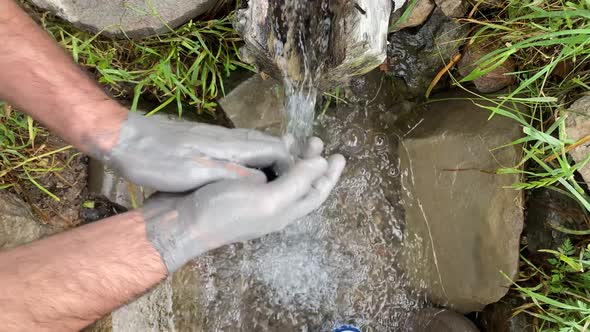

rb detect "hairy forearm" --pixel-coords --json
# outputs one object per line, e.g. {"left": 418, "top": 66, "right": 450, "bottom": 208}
{"left": 0, "top": 0, "right": 126, "bottom": 155}
{"left": 0, "top": 211, "right": 167, "bottom": 331}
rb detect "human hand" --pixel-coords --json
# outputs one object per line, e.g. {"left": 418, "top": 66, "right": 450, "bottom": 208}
{"left": 141, "top": 139, "right": 345, "bottom": 273}
{"left": 98, "top": 112, "right": 293, "bottom": 192}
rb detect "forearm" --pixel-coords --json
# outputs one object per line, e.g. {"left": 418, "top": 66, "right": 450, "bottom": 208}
{"left": 0, "top": 0, "right": 126, "bottom": 155}
{"left": 0, "top": 211, "right": 167, "bottom": 331}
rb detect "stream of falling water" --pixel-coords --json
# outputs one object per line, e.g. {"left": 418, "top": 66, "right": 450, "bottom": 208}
{"left": 272, "top": 0, "right": 331, "bottom": 148}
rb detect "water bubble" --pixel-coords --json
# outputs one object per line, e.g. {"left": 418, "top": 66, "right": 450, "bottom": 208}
{"left": 368, "top": 172, "right": 383, "bottom": 187}
{"left": 373, "top": 132, "right": 388, "bottom": 151}
{"left": 342, "top": 127, "right": 366, "bottom": 154}
{"left": 389, "top": 166, "right": 401, "bottom": 178}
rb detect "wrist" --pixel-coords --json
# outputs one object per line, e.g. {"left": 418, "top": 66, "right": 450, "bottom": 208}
{"left": 75, "top": 99, "right": 128, "bottom": 158}
{"left": 140, "top": 200, "right": 183, "bottom": 274}
{"left": 140, "top": 195, "right": 211, "bottom": 274}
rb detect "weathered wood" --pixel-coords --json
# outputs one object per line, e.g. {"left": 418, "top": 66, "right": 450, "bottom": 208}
{"left": 235, "top": 0, "right": 391, "bottom": 88}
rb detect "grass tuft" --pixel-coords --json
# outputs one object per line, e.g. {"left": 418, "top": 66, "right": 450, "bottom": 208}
{"left": 37, "top": 7, "right": 252, "bottom": 116}
{"left": 461, "top": 0, "right": 590, "bottom": 211}
{"left": 0, "top": 102, "right": 73, "bottom": 200}
{"left": 461, "top": 1, "right": 590, "bottom": 329}
{"left": 508, "top": 239, "right": 590, "bottom": 331}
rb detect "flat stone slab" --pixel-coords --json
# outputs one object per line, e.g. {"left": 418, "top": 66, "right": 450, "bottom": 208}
{"left": 29, "top": 0, "right": 219, "bottom": 38}
{"left": 400, "top": 94, "right": 524, "bottom": 312}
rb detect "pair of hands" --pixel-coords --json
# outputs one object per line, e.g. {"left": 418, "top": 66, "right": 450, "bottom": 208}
{"left": 99, "top": 112, "right": 345, "bottom": 273}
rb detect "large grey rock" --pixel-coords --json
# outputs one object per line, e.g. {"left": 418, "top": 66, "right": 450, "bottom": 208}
{"left": 235, "top": 0, "right": 391, "bottom": 88}
{"left": 29, "top": 0, "right": 220, "bottom": 38}
{"left": 566, "top": 96, "right": 590, "bottom": 186}
{"left": 386, "top": 8, "right": 469, "bottom": 96}
{"left": 0, "top": 192, "right": 52, "bottom": 250}
{"left": 400, "top": 93, "right": 524, "bottom": 313}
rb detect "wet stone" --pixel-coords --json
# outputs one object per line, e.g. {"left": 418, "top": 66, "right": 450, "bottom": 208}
{"left": 386, "top": 8, "right": 469, "bottom": 96}
{"left": 29, "top": 0, "right": 221, "bottom": 38}
{"left": 458, "top": 46, "right": 516, "bottom": 93}
{"left": 163, "top": 74, "right": 426, "bottom": 331}
{"left": 524, "top": 187, "right": 588, "bottom": 253}
{"left": 474, "top": 296, "right": 535, "bottom": 332}
{"left": 218, "top": 75, "right": 283, "bottom": 134}
{"left": 389, "top": 0, "right": 436, "bottom": 32}
{"left": 399, "top": 92, "right": 524, "bottom": 313}
{"left": 87, "top": 159, "right": 150, "bottom": 210}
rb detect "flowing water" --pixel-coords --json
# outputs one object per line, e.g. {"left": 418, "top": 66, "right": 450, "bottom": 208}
{"left": 105, "top": 2, "right": 434, "bottom": 331}
{"left": 106, "top": 72, "right": 430, "bottom": 332}
{"left": 270, "top": 0, "right": 331, "bottom": 147}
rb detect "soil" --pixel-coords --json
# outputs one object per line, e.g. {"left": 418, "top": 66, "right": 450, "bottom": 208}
{"left": 10, "top": 133, "right": 89, "bottom": 229}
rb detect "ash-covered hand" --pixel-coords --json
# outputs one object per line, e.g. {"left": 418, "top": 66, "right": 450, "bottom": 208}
{"left": 98, "top": 112, "right": 294, "bottom": 192}
{"left": 140, "top": 138, "right": 346, "bottom": 273}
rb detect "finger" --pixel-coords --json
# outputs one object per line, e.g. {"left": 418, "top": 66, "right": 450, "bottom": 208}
{"left": 215, "top": 162, "right": 268, "bottom": 183}
{"left": 302, "top": 137, "right": 324, "bottom": 159}
{"left": 243, "top": 128, "right": 282, "bottom": 143}
{"left": 200, "top": 126, "right": 279, "bottom": 144}
{"left": 266, "top": 157, "right": 329, "bottom": 208}
{"left": 191, "top": 158, "right": 267, "bottom": 184}
{"left": 286, "top": 154, "right": 346, "bottom": 221}
{"left": 272, "top": 134, "right": 296, "bottom": 175}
